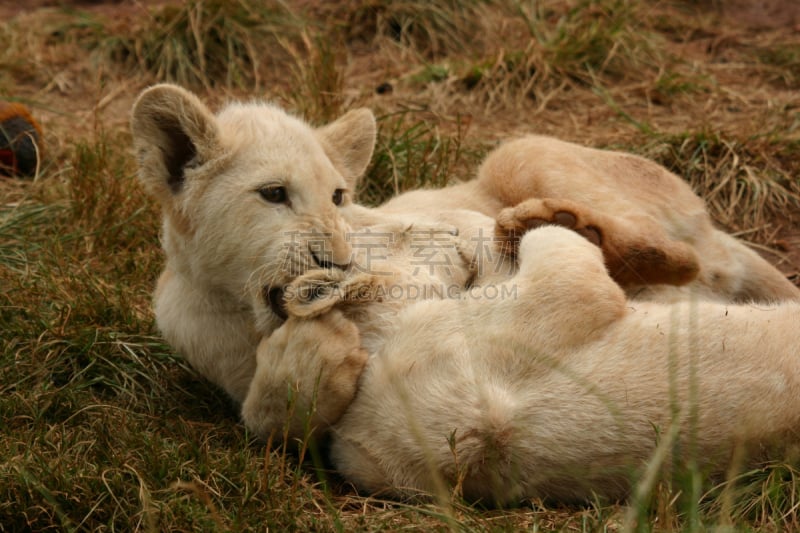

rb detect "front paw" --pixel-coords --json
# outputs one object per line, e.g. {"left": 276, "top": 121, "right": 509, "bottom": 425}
{"left": 495, "top": 198, "right": 602, "bottom": 256}
{"left": 245, "top": 310, "right": 368, "bottom": 440}
{"left": 311, "top": 311, "right": 369, "bottom": 424}
{"left": 283, "top": 269, "right": 347, "bottom": 318}
{"left": 284, "top": 271, "right": 385, "bottom": 318}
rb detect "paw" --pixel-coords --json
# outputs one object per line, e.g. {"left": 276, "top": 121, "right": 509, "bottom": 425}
{"left": 607, "top": 240, "right": 700, "bottom": 286}
{"left": 284, "top": 270, "right": 384, "bottom": 318}
{"left": 301, "top": 311, "right": 368, "bottom": 425}
{"left": 259, "top": 309, "right": 364, "bottom": 371}
{"left": 495, "top": 198, "right": 602, "bottom": 256}
{"left": 283, "top": 269, "right": 347, "bottom": 318}
{"left": 249, "top": 310, "right": 368, "bottom": 438}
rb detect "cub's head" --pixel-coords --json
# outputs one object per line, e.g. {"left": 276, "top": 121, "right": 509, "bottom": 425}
{"left": 130, "top": 84, "right": 376, "bottom": 307}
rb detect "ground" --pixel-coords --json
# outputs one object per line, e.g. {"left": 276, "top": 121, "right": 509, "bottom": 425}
{"left": 1, "top": 0, "right": 800, "bottom": 530}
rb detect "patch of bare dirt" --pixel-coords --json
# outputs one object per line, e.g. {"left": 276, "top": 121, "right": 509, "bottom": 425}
{"left": 0, "top": 0, "right": 169, "bottom": 19}
{"left": 770, "top": 223, "right": 800, "bottom": 284}
{"left": 720, "top": 0, "right": 800, "bottom": 30}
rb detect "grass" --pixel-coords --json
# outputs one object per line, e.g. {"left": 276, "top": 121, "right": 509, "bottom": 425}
{"left": 2, "top": 0, "right": 800, "bottom": 530}
{"left": 360, "top": 110, "right": 481, "bottom": 205}
{"left": 644, "top": 131, "right": 800, "bottom": 235}
{"left": 325, "top": 0, "right": 493, "bottom": 59}
{"left": 96, "top": 0, "right": 297, "bottom": 90}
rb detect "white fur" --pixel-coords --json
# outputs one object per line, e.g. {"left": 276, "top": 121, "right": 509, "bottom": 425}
{"left": 131, "top": 84, "right": 379, "bottom": 401}
{"left": 131, "top": 84, "right": 798, "bottom": 404}
{"left": 244, "top": 223, "right": 800, "bottom": 504}
{"left": 130, "top": 85, "right": 800, "bottom": 503}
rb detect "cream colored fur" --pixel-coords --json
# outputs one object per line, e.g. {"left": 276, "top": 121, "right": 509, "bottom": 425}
{"left": 248, "top": 225, "right": 800, "bottom": 504}
{"left": 131, "top": 84, "right": 381, "bottom": 402}
{"left": 383, "top": 137, "right": 800, "bottom": 303}
{"left": 130, "top": 85, "right": 798, "bottom": 402}
{"left": 242, "top": 209, "right": 502, "bottom": 438}
{"left": 131, "top": 85, "right": 800, "bottom": 502}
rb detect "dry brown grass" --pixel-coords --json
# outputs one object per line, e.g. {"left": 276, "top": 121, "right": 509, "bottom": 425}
{"left": 2, "top": 0, "right": 800, "bottom": 530}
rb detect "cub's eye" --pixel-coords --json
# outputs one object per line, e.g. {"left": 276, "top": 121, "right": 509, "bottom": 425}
{"left": 332, "top": 188, "right": 345, "bottom": 206}
{"left": 259, "top": 186, "right": 288, "bottom": 204}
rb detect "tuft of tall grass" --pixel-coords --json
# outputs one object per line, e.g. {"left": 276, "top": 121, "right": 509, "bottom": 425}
{"left": 97, "top": 0, "right": 296, "bottom": 89}
{"left": 536, "top": 0, "right": 658, "bottom": 82}
{"left": 331, "top": 0, "right": 493, "bottom": 59}
{"left": 685, "top": 463, "right": 800, "bottom": 529}
{"left": 755, "top": 43, "right": 800, "bottom": 90}
{"left": 280, "top": 30, "right": 346, "bottom": 124}
{"left": 428, "top": 0, "right": 668, "bottom": 110}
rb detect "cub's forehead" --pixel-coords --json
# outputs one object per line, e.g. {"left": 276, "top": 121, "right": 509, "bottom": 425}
{"left": 216, "top": 102, "right": 323, "bottom": 155}
{"left": 214, "top": 102, "right": 342, "bottom": 185}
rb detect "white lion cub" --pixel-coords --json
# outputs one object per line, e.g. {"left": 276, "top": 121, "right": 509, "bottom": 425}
{"left": 243, "top": 225, "right": 800, "bottom": 504}
{"left": 131, "top": 84, "right": 381, "bottom": 403}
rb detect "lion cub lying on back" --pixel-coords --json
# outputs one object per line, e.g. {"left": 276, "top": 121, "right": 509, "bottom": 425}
{"left": 243, "top": 222, "right": 800, "bottom": 504}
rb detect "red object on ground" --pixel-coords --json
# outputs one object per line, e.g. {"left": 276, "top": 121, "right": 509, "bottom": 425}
{"left": 0, "top": 101, "right": 43, "bottom": 177}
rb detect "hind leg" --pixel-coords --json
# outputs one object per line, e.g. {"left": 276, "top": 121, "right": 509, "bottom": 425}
{"left": 496, "top": 226, "right": 628, "bottom": 349}
{"left": 496, "top": 198, "right": 699, "bottom": 287}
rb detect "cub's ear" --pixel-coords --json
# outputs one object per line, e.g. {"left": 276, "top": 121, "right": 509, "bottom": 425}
{"left": 315, "top": 108, "right": 376, "bottom": 190}
{"left": 130, "top": 84, "right": 221, "bottom": 200}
